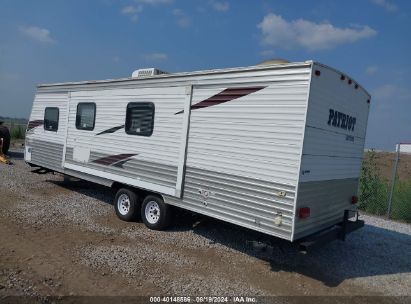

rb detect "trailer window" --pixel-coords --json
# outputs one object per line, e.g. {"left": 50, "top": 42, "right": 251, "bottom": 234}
{"left": 44, "top": 107, "right": 59, "bottom": 132}
{"left": 125, "top": 102, "right": 155, "bottom": 136}
{"left": 76, "top": 103, "right": 96, "bottom": 131}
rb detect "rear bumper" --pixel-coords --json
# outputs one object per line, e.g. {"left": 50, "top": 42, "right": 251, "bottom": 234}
{"left": 298, "top": 210, "right": 364, "bottom": 253}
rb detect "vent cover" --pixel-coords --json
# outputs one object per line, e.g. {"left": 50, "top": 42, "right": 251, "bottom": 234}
{"left": 132, "top": 68, "right": 169, "bottom": 78}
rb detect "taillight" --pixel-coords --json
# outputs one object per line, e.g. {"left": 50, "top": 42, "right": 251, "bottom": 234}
{"left": 351, "top": 196, "right": 358, "bottom": 204}
{"left": 299, "top": 207, "right": 311, "bottom": 219}
{"left": 315, "top": 70, "right": 321, "bottom": 76}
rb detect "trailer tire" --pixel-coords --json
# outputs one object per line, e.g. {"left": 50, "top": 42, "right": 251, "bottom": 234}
{"left": 114, "top": 188, "right": 141, "bottom": 222}
{"left": 0, "top": 126, "right": 11, "bottom": 154}
{"left": 141, "top": 195, "right": 172, "bottom": 230}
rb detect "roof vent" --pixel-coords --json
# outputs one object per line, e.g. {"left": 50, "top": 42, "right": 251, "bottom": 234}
{"left": 132, "top": 68, "right": 169, "bottom": 78}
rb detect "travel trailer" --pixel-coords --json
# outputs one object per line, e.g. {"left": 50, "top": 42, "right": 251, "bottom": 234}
{"left": 25, "top": 61, "right": 370, "bottom": 249}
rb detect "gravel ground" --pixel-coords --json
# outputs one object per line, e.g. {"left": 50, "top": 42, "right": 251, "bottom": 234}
{"left": 0, "top": 150, "right": 410, "bottom": 300}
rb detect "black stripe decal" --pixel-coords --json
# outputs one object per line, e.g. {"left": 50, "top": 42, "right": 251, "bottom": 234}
{"left": 96, "top": 125, "right": 125, "bottom": 136}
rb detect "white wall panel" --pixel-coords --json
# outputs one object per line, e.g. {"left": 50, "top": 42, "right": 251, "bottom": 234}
{"left": 186, "top": 82, "right": 310, "bottom": 185}
{"left": 66, "top": 87, "right": 185, "bottom": 167}
{"left": 26, "top": 93, "right": 68, "bottom": 145}
{"left": 294, "top": 63, "right": 371, "bottom": 240}
{"left": 300, "top": 63, "right": 370, "bottom": 182}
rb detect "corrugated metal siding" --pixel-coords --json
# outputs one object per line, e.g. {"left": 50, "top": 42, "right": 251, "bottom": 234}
{"left": 165, "top": 66, "right": 312, "bottom": 240}
{"left": 165, "top": 167, "right": 295, "bottom": 239}
{"left": 29, "top": 139, "right": 64, "bottom": 172}
{"left": 294, "top": 178, "right": 359, "bottom": 239}
{"left": 187, "top": 79, "right": 310, "bottom": 184}
{"left": 25, "top": 92, "right": 68, "bottom": 168}
{"left": 294, "top": 63, "right": 370, "bottom": 240}
{"left": 65, "top": 148, "right": 177, "bottom": 188}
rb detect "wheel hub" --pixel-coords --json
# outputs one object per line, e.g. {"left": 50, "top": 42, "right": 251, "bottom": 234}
{"left": 145, "top": 201, "right": 160, "bottom": 224}
{"left": 117, "top": 194, "right": 131, "bottom": 216}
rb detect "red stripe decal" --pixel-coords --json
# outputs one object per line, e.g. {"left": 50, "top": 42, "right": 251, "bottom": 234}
{"left": 175, "top": 86, "right": 266, "bottom": 114}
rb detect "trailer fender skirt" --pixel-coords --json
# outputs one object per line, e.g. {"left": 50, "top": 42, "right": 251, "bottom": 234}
{"left": 298, "top": 210, "right": 364, "bottom": 253}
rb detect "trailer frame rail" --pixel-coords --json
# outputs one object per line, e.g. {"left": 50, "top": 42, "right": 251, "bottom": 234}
{"left": 298, "top": 210, "right": 364, "bottom": 253}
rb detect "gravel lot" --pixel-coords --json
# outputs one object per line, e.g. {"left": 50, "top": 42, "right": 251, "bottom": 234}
{"left": 1, "top": 150, "right": 410, "bottom": 301}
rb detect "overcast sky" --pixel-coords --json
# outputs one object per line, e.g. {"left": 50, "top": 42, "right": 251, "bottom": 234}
{"left": 0, "top": 0, "right": 410, "bottom": 150}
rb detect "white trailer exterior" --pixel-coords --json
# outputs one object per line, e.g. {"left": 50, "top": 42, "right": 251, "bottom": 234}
{"left": 24, "top": 61, "right": 371, "bottom": 242}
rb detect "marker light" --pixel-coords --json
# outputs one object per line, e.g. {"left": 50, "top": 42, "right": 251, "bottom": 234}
{"left": 351, "top": 196, "right": 358, "bottom": 204}
{"left": 299, "top": 207, "right": 311, "bottom": 219}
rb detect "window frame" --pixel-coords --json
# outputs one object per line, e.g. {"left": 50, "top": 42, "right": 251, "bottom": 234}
{"left": 125, "top": 102, "right": 155, "bottom": 137}
{"left": 43, "top": 107, "right": 59, "bottom": 132}
{"left": 75, "top": 102, "right": 96, "bottom": 131}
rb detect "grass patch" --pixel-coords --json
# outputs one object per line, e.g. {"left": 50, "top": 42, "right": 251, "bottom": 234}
{"left": 390, "top": 179, "right": 411, "bottom": 222}
{"left": 359, "top": 150, "right": 411, "bottom": 222}
{"left": 11, "top": 125, "right": 25, "bottom": 139}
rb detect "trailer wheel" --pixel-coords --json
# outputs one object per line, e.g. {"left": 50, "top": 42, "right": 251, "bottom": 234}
{"left": 141, "top": 195, "right": 172, "bottom": 230}
{"left": 114, "top": 188, "right": 141, "bottom": 222}
{"left": 0, "top": 126, "right": 11, "bottom": 154}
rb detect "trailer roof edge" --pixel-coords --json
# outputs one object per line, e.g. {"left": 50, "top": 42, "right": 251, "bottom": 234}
{"left": 37, "top": 61, "right": 313, "bottom": 89}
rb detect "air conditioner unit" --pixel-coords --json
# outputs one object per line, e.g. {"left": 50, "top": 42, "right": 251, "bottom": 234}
{"left": 131, "top": 68, "right": 169, "bottom": 78}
